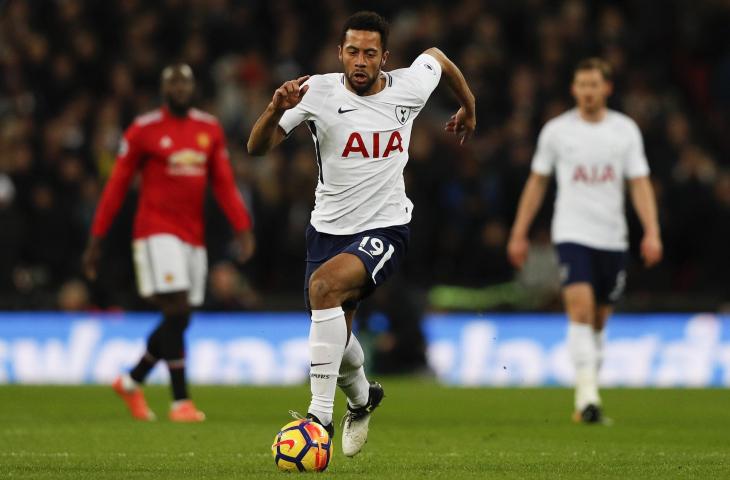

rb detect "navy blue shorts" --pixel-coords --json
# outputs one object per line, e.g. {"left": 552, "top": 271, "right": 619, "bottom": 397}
{"left": 556, "top": 242, "right": 628, "bottom": 304}
{"left": 304, "top": 223, "right": 409, "bottom": 310}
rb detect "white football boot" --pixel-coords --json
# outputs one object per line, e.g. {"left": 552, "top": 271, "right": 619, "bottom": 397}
{"left": 341, "top": 381, "right": 384, "bottom": 457}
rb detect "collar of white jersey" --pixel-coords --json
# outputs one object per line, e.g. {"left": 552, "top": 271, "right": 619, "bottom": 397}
{"left": 339, "top": 72, "right": 393, "bottom": 98}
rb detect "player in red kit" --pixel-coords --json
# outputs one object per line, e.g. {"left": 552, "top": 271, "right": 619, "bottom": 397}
{"left": 82, "top": 64, "right": 255, "bottom": 422}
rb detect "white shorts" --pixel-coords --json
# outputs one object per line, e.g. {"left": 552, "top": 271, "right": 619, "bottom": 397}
{"left": 132, "top": 234, "right": 208, "bottom": 307}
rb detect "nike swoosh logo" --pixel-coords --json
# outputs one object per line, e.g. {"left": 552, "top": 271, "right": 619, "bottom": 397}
{"left": 310, "top": 362, "right": 333, "bottom": 367}
{"left": 338, "top": 107, "right": 357, "bottom": 114}
{"left": 273, "top": 439, "right": 295, "bottom": 451}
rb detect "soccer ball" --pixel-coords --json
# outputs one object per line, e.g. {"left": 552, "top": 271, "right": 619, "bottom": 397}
{"left": 271, "top": 419, "right": 332, "bottom": 472}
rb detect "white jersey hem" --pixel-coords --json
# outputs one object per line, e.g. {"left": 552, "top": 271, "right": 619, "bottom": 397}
{"left": 552, "top": 234, "right": 627, "bottom": 252}
{"left": 310, "top": 216, "right": 411, "bottom": 236}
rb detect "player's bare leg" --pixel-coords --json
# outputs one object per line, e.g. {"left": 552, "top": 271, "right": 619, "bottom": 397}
{"left": 116, "top": 291, "right": 203, "bottom": 422}
{"left": 111, "top": 292, "right": 190, "bottom": 422}
{"left": 306, "top": 253, "right": 371, "bottom": 439}
{"left": 154, "top": 292, "right": 205, "bottom": 422}
{"left": 594, "top": 305, "right": 613, "bottom": 375}
{"left": 564, "top": 283, "right": 602, "bottom": 423}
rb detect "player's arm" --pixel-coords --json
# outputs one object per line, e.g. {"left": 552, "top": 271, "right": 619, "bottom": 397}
{"left": 507, "top": 123, "right": 555, "bottom": 269}
{"left": 507, "top": 173, "right": 550, "bottom": 268}
{"left": 210, "top": 126, "right": 255, "bottom": 263}
{"left": 247, "top": 75, "right": 310, "bottom": 156}
{"left": 82, "top": 126, "right": 143, "bottom": 280}
{"left": 629, "top": 176, "right": 663, "bottom": 267}
{"left": 423, "top": 47, "right": 476, "bottom": 145}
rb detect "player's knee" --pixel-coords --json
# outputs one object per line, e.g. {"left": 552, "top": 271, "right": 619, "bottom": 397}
{"left": 158, "top": 315, "right": 188, "bottom": 360}
{"left": 569, "top": 308, "right": 594, "bottom": 325}
{"left": 155, "top": 291, "right": 190, "bottom": 318}
{"left": 160, "top": 301, "right": 190, "bottom": 319}
{"left": 308, "top": 271, "right": 341, "bottom": 308}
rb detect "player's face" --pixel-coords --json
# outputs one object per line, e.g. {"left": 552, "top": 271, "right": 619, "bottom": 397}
{"left": 162, "top": 65, "right": 195, "bottom": 114}
{"left": 572, "top": 69, "right": 612, "bottom": 114}
{"left": 338, "top": 29, "right": 389, "bottom": 95}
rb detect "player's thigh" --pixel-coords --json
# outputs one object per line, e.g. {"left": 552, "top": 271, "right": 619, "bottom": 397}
{"left": 345, "top": 230, "right": 406, "bottom": 288}
{"left": 132, "top": 234, "right": 191, "bottom": 300}
{"left": 312, "top": 226, "right": 409, "bottom": 305}
{"left": 556, "top": 242, "right": 597, "bottom": 324}
{"left": 309, "top": 252, "right": 371, "bottom": 304}
{"left": 185, "top": 244, "right": 207, "bottom": 307}
{"left": 153, "top": 291, "right": 191, "bottom": 317}
{"left": 304, "top": 224, "right": 408, "bottom": 309}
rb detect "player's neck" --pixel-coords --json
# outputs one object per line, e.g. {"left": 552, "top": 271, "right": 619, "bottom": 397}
{"left": 577, "top": 107, "right": 607, "bottom": 123}
{"left": 164, "top": 104, "right": 190, "bottom": 118}
{"left": 345, "top": 74, "right": 386, "bottom": 96}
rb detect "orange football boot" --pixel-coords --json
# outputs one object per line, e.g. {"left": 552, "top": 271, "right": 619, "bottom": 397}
{"left": 169, "top": 400, "right": 206, "bottom": 422}
{"left": 112, "top": 375, "right": 156, "bottom": 421}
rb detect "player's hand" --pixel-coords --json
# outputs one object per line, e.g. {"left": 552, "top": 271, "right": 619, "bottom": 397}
{"left": 81, "top": 237, "right": 102, "bottom": 281}
{"left": 444, "top": 106, "right": 476, "bottom": 145}
{"left": 235, "top": 229, "right": 256, "bottom": 264}
{"left": 640, "top": 232, "right": 662, "bottom": 267}
{"left": 271, "top": 76, "right": 310, "bottom": 112}
{"left": 507, "top": 236, "right": 530, "bottom": 269}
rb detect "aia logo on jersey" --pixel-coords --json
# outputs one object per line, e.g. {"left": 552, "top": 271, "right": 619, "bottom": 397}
{"left": 395, "top": 105, "right": 411, "bottom": 125}
{"left": 342, "top": 131, "right": 403, "bottom": 158}
{"left": 573, "top": 164, "right": 616, "bottom": 184}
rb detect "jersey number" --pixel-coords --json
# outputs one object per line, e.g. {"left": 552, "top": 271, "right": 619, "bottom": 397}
{"left": 358, "top": 236, "right": 385, "bottom": 257}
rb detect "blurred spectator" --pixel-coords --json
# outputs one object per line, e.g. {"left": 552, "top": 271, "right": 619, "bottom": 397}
{"left": 57, "top": 279, "right": 91, "bottom": 312}
{"left": 0, "top": 174, "right": 23, "bottom": 291}
{"left": 205, "top": 261, "right": 260, "bottom": 311}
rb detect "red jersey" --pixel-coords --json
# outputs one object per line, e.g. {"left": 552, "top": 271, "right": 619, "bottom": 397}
{"left": 91, "top": 107, "right": 251, "bottom": 246}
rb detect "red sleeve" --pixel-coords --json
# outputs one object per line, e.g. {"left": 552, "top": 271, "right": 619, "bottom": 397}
{"left": 210, "top": 125, "right": 252, "bottom": 232}
{"left": 90, "top": 123, "right": 144, "bottom": 238}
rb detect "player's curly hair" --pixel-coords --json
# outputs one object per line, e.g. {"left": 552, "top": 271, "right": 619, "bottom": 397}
{"left": 340, "top": 11, "right": 390, "bottom": 51}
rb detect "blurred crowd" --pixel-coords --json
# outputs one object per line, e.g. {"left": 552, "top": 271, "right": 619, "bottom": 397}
{"left": 0, "top": 0, "right": 728, "bottom": 311}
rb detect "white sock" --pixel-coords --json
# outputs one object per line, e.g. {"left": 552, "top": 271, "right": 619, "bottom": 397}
{"left": 593, "top": 328, "right": 606, "bottom": 374}
{"left": 307, "top": 307, "right": 347, "bottom": 426}
{"left": 121, "top": 373, "right": 139, "bottom": 392}
{"left": 338, "top": 334, "right": 370, "bottom": 409}
{"left": 567, "top": 322, "right": 600, "bottom": 410}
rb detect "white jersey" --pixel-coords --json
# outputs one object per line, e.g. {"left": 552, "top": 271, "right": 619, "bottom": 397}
{"left": 279, "top": 53, "right": 442, "bottom": 235}
{"left": 531, "top": 109, "right": 650, "bottom": 250}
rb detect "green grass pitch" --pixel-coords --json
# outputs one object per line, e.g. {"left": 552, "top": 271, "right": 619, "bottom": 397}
{"left": 1, "top": 381, "right": 728, "bottom": 479}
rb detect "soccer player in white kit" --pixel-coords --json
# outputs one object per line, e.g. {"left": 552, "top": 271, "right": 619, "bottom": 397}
{"left": 508, "top": 58, "right": 662, "bottom": 423}
{"left": 248, "top": 11, "right": 475, "bottom": 455}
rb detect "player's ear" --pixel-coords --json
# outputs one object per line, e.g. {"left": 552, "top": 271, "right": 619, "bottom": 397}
{"left": 604, "top": 80, "right": 614, "bottom": 97}
{"left": 338, "top": 45, "right": 343, "bottom": 62}
{"left": 381, "top": 50, "right": 389, "bottom": 67}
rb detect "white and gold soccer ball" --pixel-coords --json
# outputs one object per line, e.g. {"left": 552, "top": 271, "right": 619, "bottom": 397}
{"left": 271, "top": 419, "right": 332, "bottom": 472}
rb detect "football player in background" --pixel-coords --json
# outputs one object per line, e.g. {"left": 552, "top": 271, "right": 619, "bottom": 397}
{"left": 507, "top": 58, "right": 662, "bottom": 423}
{"left": 83, "top": 64, "right": 255, "bottom": 422}
{"left": 248, "top": 11, "right": 475, "bottom": 456}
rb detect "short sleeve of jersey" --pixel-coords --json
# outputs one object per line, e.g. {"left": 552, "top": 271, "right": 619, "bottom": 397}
{"left": 624, "top": 120, "right": 650, "bottom": 178}
{"left": 278, "top": 75, "right": 329, "bottom": 136}
{"left": 531, "top": 123, "right": 557, "bottom": 175}
{"left": 404, "top": 53, "right": 442, "bottom": 103}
